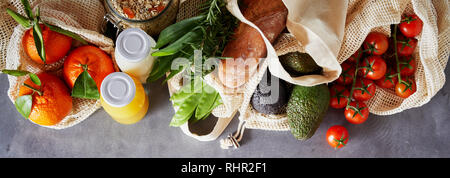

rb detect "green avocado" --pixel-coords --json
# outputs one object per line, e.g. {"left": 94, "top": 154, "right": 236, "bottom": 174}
{"left": 279, "top": 52, "right": 321, "bottom": 76}
{"left": 287, "top": 84, "right": 330, "bottom": 140}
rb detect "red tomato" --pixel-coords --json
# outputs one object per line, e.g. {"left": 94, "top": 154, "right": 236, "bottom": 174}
{"left": 337, "top": 62, "right": 356, "bottom": 85}
{"left": 399, "top": 14, "right": 423, "bottom": 38}
{"left": 375, "top": 68, "right": 399, "bottom": 89}
{"left": 345, "top": 101, "right": 369, "bottom": 124}
{"left": 347, "top": 48, "right": 362, "bottom": 63}
{"left": 326, "top": 125, "right": 349, "bottom": 149}
{"left": 397, "top": 35, "right": 418, "bottom": 57}
{"left": 359, "top": 56, "right": 387, "bottom": 80}
{"left": 329, "top": 85, "right": 350, "bottom": 109}
{"left": 395, "top": 78, "right": 417, "bottom": 98}
{"left": 363, "top": 32, "right": 389, "bottom": 55}
{"left": 353, "top": 78, "right": 377, "bottom": 101}
{"left": 398, "top": 56, "right": 416, "bottom": 77}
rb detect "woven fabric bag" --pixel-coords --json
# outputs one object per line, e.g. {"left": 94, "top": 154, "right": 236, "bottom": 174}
{"left": 0, "top": 0, "right": 115, "bottom": 129}
{"left": 338, "top": 0, "right": 450, "bottom": 115}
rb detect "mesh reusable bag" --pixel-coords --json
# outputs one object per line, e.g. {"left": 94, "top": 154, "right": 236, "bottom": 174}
{"left": 1, "top": 0, "right": 115, "bottom": 129}
{"left": 338, "top": 0, "right": 450, "bottom": 115}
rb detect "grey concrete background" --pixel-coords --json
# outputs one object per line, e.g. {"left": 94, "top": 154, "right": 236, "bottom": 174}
{"left": 0, "top": 64, "right": 449, "bottom": 158}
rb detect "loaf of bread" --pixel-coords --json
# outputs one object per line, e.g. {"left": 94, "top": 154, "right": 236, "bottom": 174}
{"left": 218, "top": 0, "right": 288, "bottom": 88}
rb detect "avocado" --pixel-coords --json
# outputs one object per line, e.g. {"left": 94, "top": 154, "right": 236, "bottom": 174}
{"left": 287, "top": 84, "right": 330, "bottom": 140}
{"left": 251, "top": 70, "right": 289, "bottom": 115}
{"left": 279, "top": 52, "right": 322, "bottom": 76}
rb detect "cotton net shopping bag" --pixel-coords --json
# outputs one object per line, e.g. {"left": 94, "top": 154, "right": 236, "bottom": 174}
{"left": 338, "top": 0, "right": 450, "bottom": 115}
{"left": 220, "top": 0, "right": 348, "bottom": 149}
{"left": 1, "top": 0, "right": 114, "bottom": 129}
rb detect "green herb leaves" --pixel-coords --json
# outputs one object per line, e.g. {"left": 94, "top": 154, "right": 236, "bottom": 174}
{"left": 169, "top": 78, "right": 222, "bottom": 127}
{"left": 7, "top": 0, "right": 87, "bottom": 64}
{"left": 71, "top": 65, "right": 99, "bottom": 99}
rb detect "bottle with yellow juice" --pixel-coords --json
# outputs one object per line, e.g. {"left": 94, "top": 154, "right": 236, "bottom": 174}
{"left": 100, "top": 72, "right": 149, "bottom": 124}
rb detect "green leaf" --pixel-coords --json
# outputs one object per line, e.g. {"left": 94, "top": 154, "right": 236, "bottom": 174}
{"left": 170, "top": 77, "right": 203, "bottom": 103}
{"left": 20, "top": 0, "right": 33, "bottom": 19}
{"left": 32, "top": 19, "right": 46, "bottom": 64}
{"left": 15, "top": 95, "right": 32, "bottom": 119}
{"left": 147, "top": 56, "right": 175, "bottom": 83}
{"left": 6, "top": 8, "right": 31, "bottom": 28}
{"left": 29, "top": 73, "right": 41, "bottom": 86}
{"left": 71, "top": 69, "right": 99, "bottom": 99}
{"left": 1, "top": 69, "right": 30, "bottom": 76}
{"left": 44, "top": 22, "right": 88, "bottom": 45}
{"left": 194, "top": 84, "right": 220, "bottom": 120}
{"left": 151, "top": 30, "right": 202, "bottom": 57}
{"left": 155, "top": 15, "right": 205, "bottom": 49}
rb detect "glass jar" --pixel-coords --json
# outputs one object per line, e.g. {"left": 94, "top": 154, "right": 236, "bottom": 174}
{"left": 103, "top": 0, "right": 179, "bottom": 37}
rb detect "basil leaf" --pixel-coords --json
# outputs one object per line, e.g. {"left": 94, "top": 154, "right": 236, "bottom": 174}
{"left": 1, "top": 69, "right": 30, "bottom": 76}
{"left": 6, "top": 8, "right": 31, "bottom": 28}
{"left": 169, "top": 92, "right": 202, "bottom": 127}
{"left": 29, "top": 73, "right": 41, "bottom": 86}
{"left": 15, "top": 95, "right": 32, "bottom": 119}
{"left": 152, "top": 30, "right": 202, "bottom": 57}
{"left": 71, "top": 70, "right": 99, "bottom": 99}
{"left": 20, "top": 0, "right": 33, "bottom": 19}
{"left": 155, "top": 15, "right": 205, "bottom": 49}
{"left": 44, "top": 22, "right": 88, "bottom": 45}
{"left": 32, "top": 19, "right": 46, "bottom": 64}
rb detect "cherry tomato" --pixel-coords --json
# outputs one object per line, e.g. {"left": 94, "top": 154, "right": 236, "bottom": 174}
{"left": 337, "top": 62, "right": 356, "bottom": 85}
{"left": 359, "top": 55, "right": 387, "bottom": 80}
{"left": 326, "top": 125, "right": 349, "bottom": 149}
{"left": 395, "top": 78, "right": 417, "bottom": 98}
{"left": 375, "top": 68, "right": 399, "bottom": 89}
{"left": 329, "top": 85, "right": 350, "bottom": 109}
{"left": 399, "top": 14, "right": 423, "bottom": 38}
{"left": 398, "top": 56, "right": 416, "bottom": 77}
{"left": 347, "top": 48, "right": 362, "bottom": 63}
{"left": 345, "top": 101, "right": 369, "bottom": 124}
{"left": 353, "top": 78, "right": 377, "bottom": 101}
{"left": 397, "top": 35, "right": 418, "bottom": 57}
{"left": 363, "top": 32, "right": 389, "bottom": 55}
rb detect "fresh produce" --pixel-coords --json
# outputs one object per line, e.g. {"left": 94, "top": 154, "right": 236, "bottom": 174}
{"left": 149, "top": 0, "right": 234, "bottom": 126}
{"left": 1, "top": 70, "right": 72, "bottom": 126}
{"left": 363, "top": 32, "right": 389, "bottom": 55}
{"left": 279, "top": 52, "right": 321, "bottom": 76}
{"left": 63, "top": 46, "right": 115, "bottom": 99}
{"left": 352, "top": 78, "right": 376, "bottom": 101}
{"left": 359, "top": 55, "right": 387, "bottom": 80}
{"left": 399, "top": 14, "right": 423, "bottom": 38}
{"left": 218, "top": 0, "right": 288, "bottom": 88}
{"left": 287, "top": 84, "right": 330, "bottom": 140}
{"left": 251, "top": 71, "right": 289, "bottom": 115}
{"left": 329, "top": 85, "right": 350, "bottom": 109}
{"left": 375, "top": 68, "right": 398, "bottom": 89}
{"left": 395, "top": 78, "right": 417, "bottom": 98}
{"left": 336, "top": 61, "right": 355, "bottom": 85}
{"left": 398, "top": 56, "right": 416, "bottom": 77}
{"left": 7, "top": 0, "right": 87, "bottom": 64}
{"left": 345, "top": 101, "right": 369, "bottom": 125}
{"left": 326, "top": 125, "right": 349, "bottom": 149}
{"left": 396, "top": 35, "right": 418, "bottom": 57}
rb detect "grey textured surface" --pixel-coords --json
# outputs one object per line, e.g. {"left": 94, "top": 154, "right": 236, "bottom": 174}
{"left": 0, "top": 65, "right": 449, "bottom": 158}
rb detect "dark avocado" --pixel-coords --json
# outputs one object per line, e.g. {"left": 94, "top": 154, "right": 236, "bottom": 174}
{"left": 279, "top": 52, "right": 322, "bottom": 76}
{"left": 251, "top": 70, "right": 289, "bottom": 115}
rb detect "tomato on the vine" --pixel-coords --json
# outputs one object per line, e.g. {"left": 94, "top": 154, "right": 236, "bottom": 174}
{"left": 375, "top": 68, "right": 399, "bottom": 89}
{"left": 326, "top": 125, "right": 349, "bottom": 149}
{"left": 359, "top": 55, "right": 387, "bottom": 80}
{"left": 397, "top": 35, "right": 418, "bottom": 57}
{"left": 399, "top": 14, "right": 423, "bottom": 38}
{"left": 398, "top": 56, "right": 416, "bottom": 77}
{"left": 363, "top": 32, "right": 389, "bottom": 55}
{"left": 347, "top": 48, "right": 362, "bottom": 63}
{"left": 353, "top": 78, "right": 377, "bottom": 101}
{"left": 337, "top": 62, "right": 356, "bottom": 85}
{"left": 395, "top": 78, "right": 417, "bottom": 98}
{"left": 345, "top": 101, "right": 369, "bottom": 124}
{"left": 329, "top": 85, "right": 350, "bottom": 109}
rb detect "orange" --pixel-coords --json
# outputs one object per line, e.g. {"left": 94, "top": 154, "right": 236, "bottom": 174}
{"left": 63, "top": 45, "right": 115, "bottom": 90}
{"left": 22, "top": 24, "right": 73, "bottom": 64}
{"left": 19, "top": 73, "right": 73, "bottom": 126}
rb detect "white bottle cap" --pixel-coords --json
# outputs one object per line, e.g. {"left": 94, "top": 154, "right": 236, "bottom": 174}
{"left": 100, "top": 72, "right": 136, "bottom": 108}
{"left": 115, "top": 28, "right": 155, "bottom": 62}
